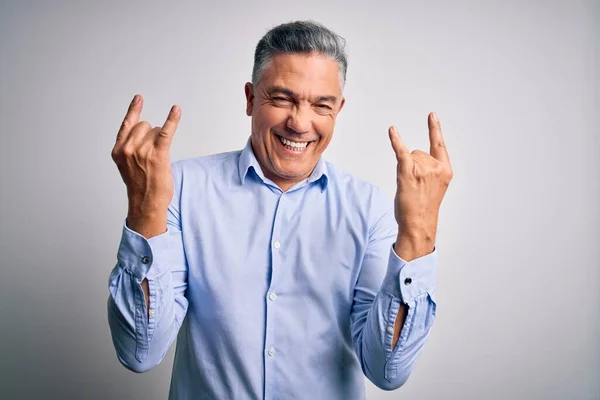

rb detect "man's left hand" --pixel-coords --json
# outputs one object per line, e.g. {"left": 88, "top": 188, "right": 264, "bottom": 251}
{"left": 388, "top": 112, "right": 453, "bottom": 259}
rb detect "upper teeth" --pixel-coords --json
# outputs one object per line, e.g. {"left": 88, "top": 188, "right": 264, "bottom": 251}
{"left": 280, "top": 137, "right": 309, "bottom": 149}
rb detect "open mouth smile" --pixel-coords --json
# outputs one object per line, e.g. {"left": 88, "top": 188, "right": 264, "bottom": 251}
{"left": 276, "top": 135, "right": 313, "bottom": 153}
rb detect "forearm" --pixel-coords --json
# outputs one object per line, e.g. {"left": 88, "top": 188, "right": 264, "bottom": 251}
{"left": 126, "top": 197, "right": 168, "bottom": 239}
{"left": 353, "top": 245, "right": 437, "bottom": 390}
{"left": 107, "top": 223, "right": 188, "bottom": 372}
{"left": 391, "top": 231, "right": 435, "bottom": 348}
{"left": 126, "top": 201, "right": 169, "bottom": 314}
{"left": 108, "top": 271, "right": 179, "bottom": 372}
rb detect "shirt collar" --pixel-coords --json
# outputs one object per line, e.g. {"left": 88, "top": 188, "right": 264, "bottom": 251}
{"left": 238, "top": 137, "right": 329, "bottom": 192}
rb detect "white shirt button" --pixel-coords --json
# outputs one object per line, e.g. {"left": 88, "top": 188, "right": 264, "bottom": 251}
{"left": 280, "top": 194, "right": 286, "bottom": 201}
{"left": 149, "top": 309, "right": 155, "bottom": 317}
{"left": 268, "top": 292, "right": 277, "bottom": 301}
{"left": 273, "top": 241, "right": 281, "bottom": 249}
{"left": 387, "top": 326, "right": 394, "bottom": 335}
{"left": 267, "top": 347, "right": 276, "bottom": 356}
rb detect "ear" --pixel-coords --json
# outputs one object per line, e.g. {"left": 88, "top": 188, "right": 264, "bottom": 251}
{"left": 244, "top": 82, "right": 254, "bottom": 116}
{"left": 337, "top": 97, "right": 346, "bottom": 114}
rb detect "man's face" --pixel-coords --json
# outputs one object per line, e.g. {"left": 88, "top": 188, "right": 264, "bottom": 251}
{"left": 245, "top": 53, "right": 345, "bottom": 190}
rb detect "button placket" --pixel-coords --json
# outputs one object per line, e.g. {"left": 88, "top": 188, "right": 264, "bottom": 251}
{"left": 264, "top": 193, "right": 285, "bottom": 395}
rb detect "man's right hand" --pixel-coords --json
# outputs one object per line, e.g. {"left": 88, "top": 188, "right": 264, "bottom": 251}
{"left": 111, "top": 94, "right": 181, "bottom": 238}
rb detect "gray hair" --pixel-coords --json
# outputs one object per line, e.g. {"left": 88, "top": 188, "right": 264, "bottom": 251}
{"left": 251, "top": 21, "right": 348, "bottom": 89}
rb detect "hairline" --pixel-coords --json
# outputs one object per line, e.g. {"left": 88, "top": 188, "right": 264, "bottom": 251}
{"left": 252, "top": 51, "right": 345, "bottom": 93}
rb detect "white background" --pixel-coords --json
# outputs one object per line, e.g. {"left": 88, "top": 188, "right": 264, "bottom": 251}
{"left": 0, "top": 1, "right": 598, "bottom": 399}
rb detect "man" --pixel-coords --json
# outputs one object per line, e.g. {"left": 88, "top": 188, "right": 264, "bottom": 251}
{"left": 108, "top": 20, "right": 452, "bottom": 400}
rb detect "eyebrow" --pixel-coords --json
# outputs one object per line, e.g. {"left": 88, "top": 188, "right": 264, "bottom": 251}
{"left": 267, "top": 85, "right": 338, "bottom": 103}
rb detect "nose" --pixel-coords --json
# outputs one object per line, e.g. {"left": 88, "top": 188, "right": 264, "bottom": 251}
{"left": 286, "top": 105, "right": 311, "bottom": 135}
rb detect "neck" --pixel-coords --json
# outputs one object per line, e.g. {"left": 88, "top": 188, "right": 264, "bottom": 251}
{"left": 250, "top": 142, "right": 313, "bottom": 192}
{"left": 263, "top": 172, "right": 304, "bottom": 192}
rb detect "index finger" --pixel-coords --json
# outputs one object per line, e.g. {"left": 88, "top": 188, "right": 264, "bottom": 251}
{"left": 428, "top": 112, "right": 451, "bottom": 166}
{"left": 116, "top": 94, "right": 143, "bottom": 143}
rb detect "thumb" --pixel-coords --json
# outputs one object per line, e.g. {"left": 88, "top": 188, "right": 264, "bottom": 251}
{"left": 388, "top": 126, "right": 410, "bottom": 162}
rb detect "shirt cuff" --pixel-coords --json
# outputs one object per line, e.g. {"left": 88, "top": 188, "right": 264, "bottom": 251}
{"left": 116, "top": 221, "right": 171, "bottom": 281}
{"left": 380, "top": 245, "right": 437, "bottom": 304}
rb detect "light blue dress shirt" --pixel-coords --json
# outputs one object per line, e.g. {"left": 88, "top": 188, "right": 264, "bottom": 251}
{"left": 108, "top": 139, "right": 437, "bottom": 400}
